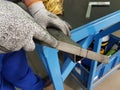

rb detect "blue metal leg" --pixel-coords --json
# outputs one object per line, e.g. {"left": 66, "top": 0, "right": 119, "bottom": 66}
{"left": 87, "top": 38, "right": 102, "bottom": 90}
{"left": 36, "top": 45, "right": 64, "bottom": 90}
{"left": 36, "top": 44, "right": 77, "bottom": 89}
{"left": 61, "top": 58, "right": 76, "bottom": 81}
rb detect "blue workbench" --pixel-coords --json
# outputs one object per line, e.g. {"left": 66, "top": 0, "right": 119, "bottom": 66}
{"left": 36, "top": 10, "right": 120, "bottom": 90}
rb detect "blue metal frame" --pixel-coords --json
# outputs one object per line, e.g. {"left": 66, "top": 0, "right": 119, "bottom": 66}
{"left": 35, "top": 10, "right": 120, "bottom": 90}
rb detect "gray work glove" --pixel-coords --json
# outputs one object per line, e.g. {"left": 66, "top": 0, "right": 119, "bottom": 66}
{"left": 0, "top": 1, "right": 58, "bottom": 53}
{"left": 28, "top": 1, "right": 71, "bottom": 36}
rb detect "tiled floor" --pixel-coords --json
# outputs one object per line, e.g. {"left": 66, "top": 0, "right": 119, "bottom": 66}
{"left": 95, "top": 70, "right": 120, "bottom": 90}
{"left": 43, "top": 70, "right": 120, "bottom": 90}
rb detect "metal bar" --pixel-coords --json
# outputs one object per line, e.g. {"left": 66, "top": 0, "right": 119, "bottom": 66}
{"left": 95, "top": 22, "right": 120, "bottom": 39}
{"left": 86, "top": 1, "right": 110, "bottom": 18}
{"left": 86, "top": 5, "right": 92, "bottom": 18}
{"left": 71, "top": 10, "right": 120, "bottom": 42}
{"left": 56, "top": 41, "right": 109, "bottom": 63}
{"left": 36, "top": 29, "right": 109, "bottom": 63}
{"left": 89, "top": 1, "right": 110, "bottom": 6}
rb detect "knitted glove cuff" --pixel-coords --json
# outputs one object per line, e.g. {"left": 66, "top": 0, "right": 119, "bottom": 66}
{"left": 28, "top": 1, "right": 45, "bottom": 15}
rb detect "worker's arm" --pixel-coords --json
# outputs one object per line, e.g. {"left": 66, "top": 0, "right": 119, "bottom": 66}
{"left": 0, "top": 0, "right": 58, "bottom": 53}
{"left": 23, "top": 0, "right": 71, "bottom": 36}
{"left": 23, "top": 0, "right": 41, "bottom": 7}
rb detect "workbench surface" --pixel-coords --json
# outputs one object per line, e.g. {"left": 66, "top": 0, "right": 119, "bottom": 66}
{"left": 63, "top": 0, "right": 120, "bottom": 29}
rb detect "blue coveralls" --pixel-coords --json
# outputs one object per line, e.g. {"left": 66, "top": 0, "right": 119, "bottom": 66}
{"left": 0, "top": 49, "right": 45, "bottom": 90}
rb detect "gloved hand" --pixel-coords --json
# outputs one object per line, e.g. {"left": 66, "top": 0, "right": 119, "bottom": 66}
{"left": 28, "top": 1, "right": 71, "bottom": 36}
{"left": 0, "top": 1, "right": 58, "bottom": 53}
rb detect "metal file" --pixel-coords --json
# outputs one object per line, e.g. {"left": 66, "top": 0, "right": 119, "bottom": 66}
{"left": 56, "top": 41, "right": 109, "bottom": 63}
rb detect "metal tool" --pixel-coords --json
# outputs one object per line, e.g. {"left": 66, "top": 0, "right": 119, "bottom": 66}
{"left": 86, "top": 1, "right": 110, "bottom": 18}
{"left": 35, "top": 28, "right": 109, "bottom": 63}
{"left": 56, "top": 41, "right": 109, "bottom": 63}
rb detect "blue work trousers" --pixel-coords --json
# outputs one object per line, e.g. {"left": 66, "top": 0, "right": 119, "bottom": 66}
{"left": 0, "top": 49, "right": 45, "bottom": 90}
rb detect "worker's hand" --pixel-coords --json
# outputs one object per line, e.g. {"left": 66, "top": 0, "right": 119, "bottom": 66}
{"left": 28, "top": 1, "right": 71, "bottom": 36}
{"left": 0, "top": 1, "right": 58, "bottom": 53}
